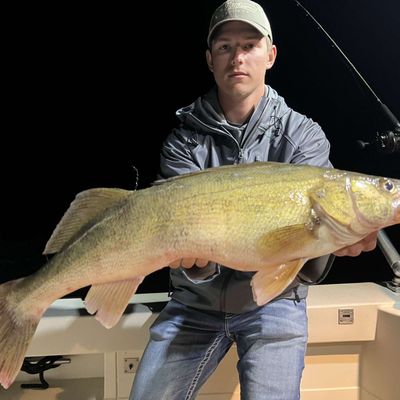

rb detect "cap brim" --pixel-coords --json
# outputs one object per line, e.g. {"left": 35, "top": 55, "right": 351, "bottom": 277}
{"left": 207, "top": 19, "right": 271, "bottom": 47}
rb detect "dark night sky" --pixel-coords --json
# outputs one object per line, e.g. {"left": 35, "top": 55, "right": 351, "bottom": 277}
{"left": 1, "top": 1, "right": 399, "bottom": 295}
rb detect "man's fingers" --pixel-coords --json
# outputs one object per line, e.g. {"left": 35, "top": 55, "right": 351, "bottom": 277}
{"left": 334, "top": 245, "right": 363, "bottom": 257}
{"left": 362, "top": 233, "right": 378, "bottom": 252}
{"left": 181, "top": 258, "right": 197, "bottom": 268}
{"left": 195, "top": 258, "right": 209, "bottom": 267}
{"left": 169, "top": 259, "right": 182, "bottom": 268}
{"left": 334, "top": 231, "right": 378, "bottom": 257}
{"left": 169, "top": 258, "right": 210, "bottom": 268}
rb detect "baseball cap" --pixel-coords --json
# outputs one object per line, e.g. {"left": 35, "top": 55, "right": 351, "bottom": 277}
{"left": 207, "top": 0, "right": 273, "bottom": 48}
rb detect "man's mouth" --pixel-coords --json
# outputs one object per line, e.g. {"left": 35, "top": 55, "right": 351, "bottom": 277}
{"left": 228, "top": 71, "right": 248, "bottom": 78}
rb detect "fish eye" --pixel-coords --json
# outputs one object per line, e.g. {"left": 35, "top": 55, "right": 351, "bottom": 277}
{"left": 381, "top": 178, "right": 395, "bottom": 192}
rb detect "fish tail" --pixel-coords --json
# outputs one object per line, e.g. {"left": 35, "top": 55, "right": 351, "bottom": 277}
{"left": 0, "top": 279, "right": 41, "bottom": 389}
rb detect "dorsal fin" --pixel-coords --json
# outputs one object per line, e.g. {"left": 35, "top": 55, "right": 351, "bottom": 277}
{"left": 152, "top": 170, "right": 204, "bottom": 186}
{"left": 43, "top": 188, "right": 132, "bottom": 254}
{"left": 152, "top": 165, "right": 242, "bottom": 186}
{"left": 152, "top": 162, "right": 292, "bottom": 186}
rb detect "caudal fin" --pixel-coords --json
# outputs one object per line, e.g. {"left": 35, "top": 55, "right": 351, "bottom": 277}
{"left": 0, "top": 279, "right": 41, "bottom": 389}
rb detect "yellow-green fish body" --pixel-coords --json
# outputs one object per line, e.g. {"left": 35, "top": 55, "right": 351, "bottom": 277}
{"left": 1, "top": 161, "right": 399, "bottom": 389}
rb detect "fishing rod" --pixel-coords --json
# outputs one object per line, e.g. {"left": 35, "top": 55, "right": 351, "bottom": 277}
{"left": 291, "top": 0, "right": 400, "bottom": 290}
{"left": 292, "top": 0, "right": 400, "bottom": 154}
{"left": 377, "top": 229, "right": 400, "bottom": 292}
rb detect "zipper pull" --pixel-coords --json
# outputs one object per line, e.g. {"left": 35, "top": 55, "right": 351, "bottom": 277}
{"left": 293, "top": 287, "right": 301, "bottom": 303}
{"left": 237, "top": 148, "right": 244, "bottom": 163}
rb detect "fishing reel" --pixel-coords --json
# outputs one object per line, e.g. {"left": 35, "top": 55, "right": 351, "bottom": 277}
{"left": 375, "top": 127, "right": 400, "bottom": 154}
{"left": 357, "top": 127, "right": 400, "bottom": 154}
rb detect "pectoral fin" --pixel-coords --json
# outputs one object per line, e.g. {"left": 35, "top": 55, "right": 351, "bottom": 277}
{"left": 251, "top": 259, "right": 307, "bottom": 306}
{"left": 84, "top": 277, "right": 144, "bottom": 329}
{"left": 257, "top": 225, "right": 317, "bottom": 259}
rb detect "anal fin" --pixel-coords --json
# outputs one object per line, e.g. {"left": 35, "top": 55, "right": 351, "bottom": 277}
{"left": 251, "top": 259, "right": 307, "bottom": 306}
{"left": 84, "top": 277, "right": 144, "bottom": 329}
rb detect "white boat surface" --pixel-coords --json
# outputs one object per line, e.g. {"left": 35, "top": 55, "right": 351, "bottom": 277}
{"left": 0, "top": 281, "right": 399, "bottom": 400}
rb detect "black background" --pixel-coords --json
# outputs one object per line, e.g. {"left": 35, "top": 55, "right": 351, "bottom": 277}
{"left": 1, "top": 1, "right": 399, "bottom": 295}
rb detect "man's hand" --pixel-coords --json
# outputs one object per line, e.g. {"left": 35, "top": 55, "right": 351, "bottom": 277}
{"left": 333, "top": 231, "right": 378, "bottom": 257}
{"left": 169, "top": 258, "right": 209, "bottom": 268}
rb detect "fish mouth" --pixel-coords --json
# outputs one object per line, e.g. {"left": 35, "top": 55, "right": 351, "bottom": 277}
{"left": 349, "top": 179, "right": 400, "bottom": 230}
{"left": 394, "top": 195, "right": 400, "bottom": 224}
{"left": 387, "top": 182, "right": 400, "bottom": 224}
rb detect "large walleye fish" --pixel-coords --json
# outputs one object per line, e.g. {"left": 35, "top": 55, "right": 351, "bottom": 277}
{"left": 1, "top": 161, "right": 400, "bottom": 388}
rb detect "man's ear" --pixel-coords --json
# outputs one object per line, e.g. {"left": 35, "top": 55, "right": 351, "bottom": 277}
{"left": 266, "top": 45, "right": 277, "bottom": 70}
{"left": 206, "top": 49, "right": 214, "bottom": 72}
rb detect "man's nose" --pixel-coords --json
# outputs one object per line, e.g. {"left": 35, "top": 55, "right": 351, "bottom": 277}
{"left": 231, "top": 47, "right": 244, "bottom": 65}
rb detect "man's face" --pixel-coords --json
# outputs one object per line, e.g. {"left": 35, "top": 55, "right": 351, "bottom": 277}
{"left": 206, "top": 21, "right": 276, "bottom": 99}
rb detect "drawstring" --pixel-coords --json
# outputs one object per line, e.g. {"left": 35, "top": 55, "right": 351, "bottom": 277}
{"left": 293, "top": 287, "right": 301, "bottom": 303}
{"left": 168, "top": 274, "right": 174, "bottom": 297}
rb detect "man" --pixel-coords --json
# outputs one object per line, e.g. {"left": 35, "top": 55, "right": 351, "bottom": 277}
{"left": 130, "top": 1, "right": 377, "bottom": 399}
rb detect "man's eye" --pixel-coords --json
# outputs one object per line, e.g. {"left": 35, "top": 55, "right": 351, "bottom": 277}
{"left": 244, "top": 43, "right": 254, "bottom": 50}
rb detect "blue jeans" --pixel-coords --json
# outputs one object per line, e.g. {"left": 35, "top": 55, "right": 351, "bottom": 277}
{"left": 130, "top": 297, "right": 308, "bottom": 400}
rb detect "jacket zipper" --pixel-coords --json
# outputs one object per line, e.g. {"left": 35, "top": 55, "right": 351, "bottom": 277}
{"left": 219, "top": 269, "right": 232, "bottom": 311}
{"left": 237, "top": 148, "right": 244, "bottom": 163}
{"left": 187, "top": 115, "right": 244, "bottom": 163}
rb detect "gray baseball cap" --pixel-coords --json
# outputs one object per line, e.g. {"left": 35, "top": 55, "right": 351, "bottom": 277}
{"left": 207, "top": 0, "right": 273, "bottom": 48}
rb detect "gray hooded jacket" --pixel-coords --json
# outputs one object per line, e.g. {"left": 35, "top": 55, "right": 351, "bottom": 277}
{"left": 158, "top": 85, "right": 335, "bottom": 313}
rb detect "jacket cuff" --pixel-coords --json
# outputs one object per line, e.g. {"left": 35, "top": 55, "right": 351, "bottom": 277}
{"left": 297, "top": 254, "right": 335, "bottom": 285}
{"left": 180, "top": 263, "right": 220, "bottom": 284}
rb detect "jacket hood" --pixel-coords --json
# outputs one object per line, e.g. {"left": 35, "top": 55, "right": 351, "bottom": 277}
{"left": 176, "top": 85, "right": 289, "bottom": 134}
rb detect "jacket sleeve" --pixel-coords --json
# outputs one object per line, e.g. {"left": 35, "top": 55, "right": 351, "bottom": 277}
{"left": 289, "top": 113, "right": 332, "bottom": 168}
